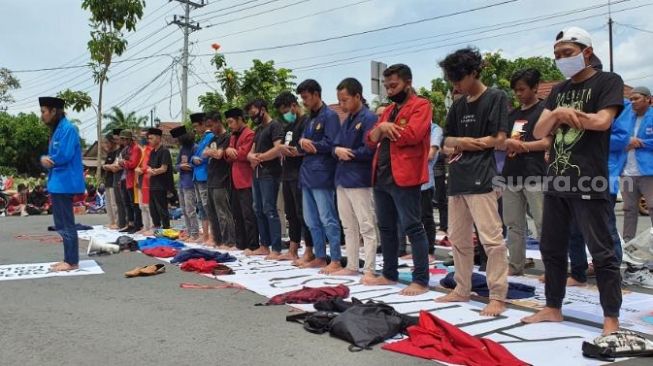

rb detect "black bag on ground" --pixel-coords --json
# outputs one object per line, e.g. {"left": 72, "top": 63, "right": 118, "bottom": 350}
{"left": 328, "top": 302, "right": 418, "bottom": 351}
{"left": 313, "top": 297, "right": 359, "bottom": 312}
{"left": 116, "top": 235, "right": 138, "bottom": 251}
{"left": 286, "top": 311, "right": 340, "bottom": 334}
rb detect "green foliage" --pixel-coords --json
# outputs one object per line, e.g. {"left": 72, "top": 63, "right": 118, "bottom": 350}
{"left": 0, "top": 68, "right": 20, "bottom": 110}
{"left": 199, "top": 54, "right": 297, "bottom": 115}
{"left": 0, "top": 112, "right": 50, "bottom": 175}
{"left": 479, "top": 51, "right": 564, "bottom": 95}
{"left": 0, "top": 166, "right": 17, "bottom": 177}
{"left": 57, "top": 89, "right": 93, "bottom": 113}
{"left": 417, "top": 78, "right": 452, "bottom": 125}
{"left": 102, "top": 106, "right": 148, "bottom": 133}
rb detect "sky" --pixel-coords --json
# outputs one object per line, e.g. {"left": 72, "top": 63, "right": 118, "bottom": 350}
{"left": 2, "top": 0, "right": 652, "bottom": 141}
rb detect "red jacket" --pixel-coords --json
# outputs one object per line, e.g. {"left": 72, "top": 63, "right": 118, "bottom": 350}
{"left": 228, "top": 126, "right": 255, "bottom": 190}
{"left": 122, "top": 142, "right": 143, "bottom": 189}
{"left": 366, "top": 94, "right": 432, "bottom": 187}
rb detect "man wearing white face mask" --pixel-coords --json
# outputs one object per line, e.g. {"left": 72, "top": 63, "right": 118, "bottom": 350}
{"left": 522, "top": 27, "right": 625, "bottom": 337}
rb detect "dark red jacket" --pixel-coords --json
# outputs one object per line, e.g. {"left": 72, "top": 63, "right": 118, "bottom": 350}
{"left": 122, "top": 142, "right": 143, "bottom": 189}
{"left": 365, "top": 94, "right": 432, "bottom": 187}
{"left": 227, "top": 126, "right": 255, "bottom": 190}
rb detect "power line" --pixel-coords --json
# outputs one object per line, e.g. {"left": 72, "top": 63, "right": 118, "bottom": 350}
{"left": 202, "top": 0, "right": 313, "bottom": 28}
{"left": 193, "top": 0, "right": 267, "bottom": 21}
{"left": 616, "top": 22, "right": 653, "bottom": 33}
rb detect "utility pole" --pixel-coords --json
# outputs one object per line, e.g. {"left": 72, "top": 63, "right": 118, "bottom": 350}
{"left": 608, "top": 0, "right": 614, "bottom": 72}
{"left": 170, "top": 0, "right": 205, "bottom": 123}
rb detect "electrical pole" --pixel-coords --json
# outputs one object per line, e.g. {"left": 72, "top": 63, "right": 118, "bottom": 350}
{"left": 608, "top": 0, "right": 614, "bottom": 72}
{"left": 170, "top": 0, "right": 205, "bottom": 123}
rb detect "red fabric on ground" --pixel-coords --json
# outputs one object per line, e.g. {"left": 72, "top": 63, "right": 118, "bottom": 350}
{"left": 142, "top": 247, "right": 179, "bottom": 258}
{"left": 265, "top": 284, "right": 350, "bottom": 305}
{"left": 180, "top": 258, "right": 218, "bottom": 273}
{"left": 382, "top": 311, "right": 529, "bottom": 366}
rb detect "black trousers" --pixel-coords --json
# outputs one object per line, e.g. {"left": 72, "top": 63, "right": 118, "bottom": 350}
{"left": 150, "top": 189, "right": 170, "bottom": 229}
{"left": 540, "top": 194, "right": 622, "bottom": 317}
{"left": 121, "top": 180, "right": 142, "bottom": 228}
{"left": 282, "top": 179, "right": 313, "bottom": 247}
{"left": 114, "top": 184, "right": 127, "bottom": 227}
{"left": 434, "top": 173, "right": 448, "bottom": 231}
{"left": 421, "top": 188, "right": 436, "bottom": 254}
{"left": 232, "top": 187, "right": 259, "bottom": 250}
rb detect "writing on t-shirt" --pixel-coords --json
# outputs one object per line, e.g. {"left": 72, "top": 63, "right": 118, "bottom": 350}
{"left": 461, "top": 114, "right": 476, "bottom": 125}
{"left": 553, "top": 88, "right": 592, "bottom": 111}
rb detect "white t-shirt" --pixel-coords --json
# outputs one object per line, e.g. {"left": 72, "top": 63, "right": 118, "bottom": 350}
{"left": 623, "top": 116, "right": 644, "bottom": 177}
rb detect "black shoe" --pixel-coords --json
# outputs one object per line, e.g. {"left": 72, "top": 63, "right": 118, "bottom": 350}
{"left": 119, "top": 226, "right": 134, "bottom": 233}
{"left": 127, "top": 226, "right": 142, "bottom": 234}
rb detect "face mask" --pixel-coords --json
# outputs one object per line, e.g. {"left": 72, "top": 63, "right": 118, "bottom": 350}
{"left": 555, "top": 52, "right": 587, "bottom": 79}
{"left": 388, "top": 88, "right": 408, "bottom": 104}
{"left": 283, "top": 111, "right": 297, "bottom": 123}
{"left": 252, "top": 110, "right": 265, "bottom": 125}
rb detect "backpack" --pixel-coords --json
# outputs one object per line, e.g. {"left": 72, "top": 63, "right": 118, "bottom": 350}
{"left": 582, "top": 330, "right": 653, "bottom": 361}
{"left": 328, "top": 302, "right": 418, "bottom": 351}
{"left": 116, "top": 235, "right": 138, "bottom": 251}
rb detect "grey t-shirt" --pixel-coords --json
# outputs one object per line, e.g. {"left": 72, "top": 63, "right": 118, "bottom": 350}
{"left": 623, "top": 116, "right": 644, "bottom": 177}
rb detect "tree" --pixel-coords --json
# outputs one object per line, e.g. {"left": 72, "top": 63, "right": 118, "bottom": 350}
{"left": 101, "top": 106, "right": 148, "bottom": 133}
{"left": 81, "top": 0, "right": 145, "bottom": 178}
{"left": 0, "top": 112, "right": 50, "bottom": 175}
{"left": 56, "top": 89, "right": 93, "bottom": 113}
{"left": 0, "top": 68, "right": 20, "bottom": 111}
{"left": 198, "top": 52, "right": 296, "bottom": 116}
{"left": 418, "top": 77, "right": 452, "bottom": 125}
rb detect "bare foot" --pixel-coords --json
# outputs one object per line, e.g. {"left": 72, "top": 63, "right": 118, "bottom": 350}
{"left": 521, "top": 307, "right": 564, "bottom": 324}
{"left": 400, "top": 282, "right": 429, "bottom": 296}
{"left": 293, "top": 251, "right": 315, "bottom": 266}
{"left": 508, "top": 269, "right": 524, "bottom": 276}
{"left": 300, "top": 258, "right": 327, "bottom": 269}
{"left": 363, "top": 275, "right": 397, "bottom": 286}
{"left": 217, "top": 244, "right": 231, "bottom": 251}
{"left": 538, "top": 274, "right": 545, "bottom": 283}
{"left": 107, "top": 224, "right": 119, "bottom": 230}
{"left": 277, "top": 252, "right": 299, "bottom": 261}
{"left": 247, "top": 246, "right": 270, "bottom": 256}
{"left": 50, "top": 263, "right": 79, "bottom": 272}
{"left": 400, "top": 254, "right": 413, "bottom": 260}
{"left": 480, "top": 300, "right": 507, "bottom": 316}
{"left": 602, "top": 317, "right": 620, "bottom": 336}
{"left": 320, "top": 261, "right": 343, "bottom": 274}
{"left": 265, "top": 251, "right": 282, "bottom": 260}
{"left": 360, "top": 272, "right": 378, "bottom": 285}
{"left": 223, "top": 245, "right": 238, "bottom": 252}
{"left": 566, "top": 277, "right": 587, "bottom": 287}
{"left": 50, "top": 261, "right": 66, "bottom": 269}
{"left": 331, "top": 268, "right": 359, "bottom": 276}
{"left": 435, "top": 291, "right": 470, "bottom": 303}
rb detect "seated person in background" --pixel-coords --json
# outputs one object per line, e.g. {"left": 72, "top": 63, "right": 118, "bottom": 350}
{"left": 86, "top": 184, "right": 107, "bottom": 214}
{"left": 7, "top": 184, "right": 29, "bottom": 216}
{"left": 29, "top": 184, "right": 51, "bottom": 214}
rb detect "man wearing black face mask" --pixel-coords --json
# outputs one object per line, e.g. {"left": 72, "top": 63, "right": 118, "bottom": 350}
{"left": 365, "top": 64, "right": 433, "bottom": 296}
{"left": 246, "top": 98, "right": 285, "bottom": 259}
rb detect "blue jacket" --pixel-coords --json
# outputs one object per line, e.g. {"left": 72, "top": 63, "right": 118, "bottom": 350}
{"left": 299, "top": 104, "right": 341, "bottom": 189}
{"left": 45, "top": 117, "right": 85, "bottom": 194}
{"left": 176, "top": 144, "right": 196, "bottom": 189}
{"left": 191, "top": 130, "right": 214, "bottom": 182}
{"left": 333, "top": 106, "right": 377, "bottom": 188}
{"left": 610, "top": 102, "right": 653, "bottom": 194}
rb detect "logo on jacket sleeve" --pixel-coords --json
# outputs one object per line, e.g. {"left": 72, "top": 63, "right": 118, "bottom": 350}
{"left": 399, "top": 118, "right": 407, "bottom": 127}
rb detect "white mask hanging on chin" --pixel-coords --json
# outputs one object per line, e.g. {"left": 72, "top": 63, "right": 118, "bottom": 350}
{"left": 555, "top": 52, "right": 588, "bottom": 79}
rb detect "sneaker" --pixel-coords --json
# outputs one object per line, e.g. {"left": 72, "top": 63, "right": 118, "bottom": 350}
{"left": 623, "top": 266, "right": 653, "bottom": 289}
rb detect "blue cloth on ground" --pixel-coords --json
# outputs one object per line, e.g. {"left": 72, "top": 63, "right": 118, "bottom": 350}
{"left": 138, "top": 237, "right": 186, "bottom": 251}
{"left": 170, "top": 248, "right": 236, "bottom": 264}
{"left": 440, "top": 272, "right": 535, "bottom": 299}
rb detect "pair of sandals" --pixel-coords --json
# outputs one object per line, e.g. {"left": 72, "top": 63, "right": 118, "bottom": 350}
{"left": 124, "top": 264, "right": 166, "bottom": 278}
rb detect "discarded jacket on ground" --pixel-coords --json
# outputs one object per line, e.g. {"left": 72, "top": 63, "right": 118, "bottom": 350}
{"left": 170, "top": 248, "right": 236, "bottom": 264}
{"left": 153, "top": 228, "right": 180, "bottom": 239}
{"left": 180, "top": 258, "right": 218, "bottom": 273}
{"left": 440, "top": 272, "right": 535, "bottom": 299}
{"left": 260, "top": 284, "right": 349, "bottom": 306}
{"left": 383, "top": 311, "right": 529, "bottom": 366}
{"left": 582, "top": 330, "right": 653, "bottom": 361}
{"left": 138, "top": 237, "right": 186, "bottom": 251}
{"left": 142, "top": 246, "right": 179, "bottom": 258}
{"left": 48, "top": 223, "right": 93, "bottom": 231}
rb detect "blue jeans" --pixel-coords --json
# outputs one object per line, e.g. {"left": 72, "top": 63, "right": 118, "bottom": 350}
{"left": 252, "top": 176, "right": 282, "bottom": 252}
{"left": 302, "top": 188, "right": 342, "bottom": 260}
{"left": 568, "top": 194, "right": 622, "bottom": 283}
{"left": 51, "top": 194, "right": 79, "bottom": 265}
{"left": 374, "top": 183, "right": 430, "bottom": 287}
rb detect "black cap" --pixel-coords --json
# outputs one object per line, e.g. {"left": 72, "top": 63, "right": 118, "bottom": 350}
{"left": 39, "top": 97, "right": 65, "bottom": 109}
{"left": 224, "top": 108, "right": 244, "bottom": 120}
{"left": 147, "top": 128, "right": 163, "bottom": 136}
{"left": 170, "top": 125, "right": 187, "bottom": 138}
{"left": 190, "top": 112, "right": 205, "bottom": 123}
{"left": 112, "top": 128, "right": 123, "bottom": 136}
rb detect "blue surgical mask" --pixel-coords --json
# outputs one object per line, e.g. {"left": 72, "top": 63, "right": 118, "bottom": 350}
{"left": 283, "top": 111, "right": 297, "bottom": 123}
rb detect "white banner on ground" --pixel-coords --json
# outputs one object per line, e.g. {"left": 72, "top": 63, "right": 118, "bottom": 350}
{"left": 0, "top": 260, "right": 103, "bottom": 281}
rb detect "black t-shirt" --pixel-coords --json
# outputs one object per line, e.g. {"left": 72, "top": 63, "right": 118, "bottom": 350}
{"left": 376, "top": 107, "right": 401, "bottom": 186}
{"left": 103, "top": 149, "right": 118, "bottom": 188}
{"left": 148, "top": 146, "right": 174, "bottom": 191}
{"left": 282, "top": 114, "right": 307, "bottom": 182}
{"left": 254, "top": 119, "right": 284, "bottom": 178}
{"left": 207, "top": 132, "right": 231, "bottom": 189}
{"left": 502, "top": 100, "right": 547, "bottom": 182}
{"left": 543, "top": 71, "right": 624, "bottom": 199}
{"left": 445, "top": 87, "right": 509, "bottom": 195}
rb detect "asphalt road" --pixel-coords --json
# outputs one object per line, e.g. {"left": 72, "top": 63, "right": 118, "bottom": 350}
{"left": 0, "top": 211, "right": 651, "bottom": 366}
